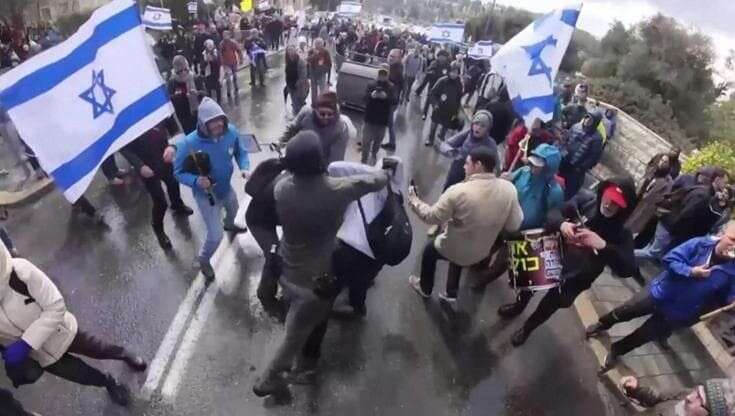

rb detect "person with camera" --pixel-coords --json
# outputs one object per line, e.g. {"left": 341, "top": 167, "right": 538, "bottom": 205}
{"left": 425, "top": 62, "right": 463, "bottom": 146}
{"left": 253, "top": 131, "right": 391, "bottom": 398}
{"left": 407, "top": 147, "right": 523, "bottom": 305}
{"left": 588, "top": 221, "right": 735, "bottom": 373}
{"left": 0, "top": 240, "right": 145, "bottom": 407}
{"left": 361, "top": 67, "right": 397, "bottom": 165}
{"left": 174, "top": 97, "right": 250, "bottom": 281}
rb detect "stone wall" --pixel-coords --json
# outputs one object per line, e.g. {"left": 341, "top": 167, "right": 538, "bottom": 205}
{"left": 593, "top": 100, "right": 675, "bottom": 185}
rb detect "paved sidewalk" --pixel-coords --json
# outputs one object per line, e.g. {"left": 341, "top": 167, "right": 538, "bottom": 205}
{"left": 574, "top": 270, "right": 725, "bottom": 411}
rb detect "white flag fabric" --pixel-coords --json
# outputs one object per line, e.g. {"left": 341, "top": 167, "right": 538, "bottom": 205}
{"left": 337, "top": 1, "right": 362, "bottom": 16}
{"left": 0, "top": 0, "right": 173, "bottom": 202}
{"left": 429, "top": 23, "right": 465, "bottom": 44}
{"left": 468, "top": 40, "right": 497, "bottom": 61}
{"left": 142, "top": 5, "right": 172, "bottom": 31}
{"left": 491, "top": 4, "right": 581, "bottom": 125}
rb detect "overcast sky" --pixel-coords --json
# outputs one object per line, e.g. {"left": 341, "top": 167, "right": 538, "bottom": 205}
{"left": 489, "top": 0, "right": 735, "bottom": 79}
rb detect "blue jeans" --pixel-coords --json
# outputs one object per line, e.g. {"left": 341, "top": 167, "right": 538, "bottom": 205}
{"left": 194, "top": 186, "right": 239, "bottom": 264}
{"left": 386, "top": 105, "right": 398, "bottom": 145}
{"left": 635, "top": 222, "right": 672, "bottom": 265}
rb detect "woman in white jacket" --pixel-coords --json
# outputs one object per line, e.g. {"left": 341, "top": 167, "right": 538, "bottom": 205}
{"left": 0, "top": 240, "right": 145, "bottom": 407}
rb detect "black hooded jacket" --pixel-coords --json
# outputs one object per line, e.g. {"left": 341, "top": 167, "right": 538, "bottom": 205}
{"left": 552, "top": 177, "right": 638, "bottom": 284}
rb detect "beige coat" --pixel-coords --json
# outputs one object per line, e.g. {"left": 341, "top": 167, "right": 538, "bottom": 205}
{"left": 410, "top": 173, "right": 523, "bottom": 266}
{"left": 0, "top": 243, "right": 77, "bottom": 367}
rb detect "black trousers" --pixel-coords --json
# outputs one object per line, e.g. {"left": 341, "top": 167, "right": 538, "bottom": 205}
{"left": 142, "top": 167, "right": 185, "bottom": 233}
{"left": 420, "top": 239, "right": 463, "bottom": 297}
{"left": 0, "top": 388, "right": 32, "bottom": 416}
{"left": 72, "top": 196, "right": 97, "bottom": 217}
{"left": 100, "top": 156, "right": 120, "bottom": 181}
{"left": 301, "top": 242, "right": 383, "bottom": 360}
{"left": 601, "top": 291, "right": 674, "bottom": 357}
{"left": 523, "top": 277, "right": 596, "bottom": 334}
{"left": 245, "top": 207, "right": 281, "bottom": 305}
{"left": 44, "top": 331, "right": 126, "bottom": 387}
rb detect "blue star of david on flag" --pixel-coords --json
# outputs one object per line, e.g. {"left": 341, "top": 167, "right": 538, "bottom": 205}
{"left": 522, "top": 35, "right": 557, "bottom": 87}
{"left": 79, "top": 69, "right": 116, "bottom": 119}
{"left": 490, "top": 3, "right": 582, "bottom": 125}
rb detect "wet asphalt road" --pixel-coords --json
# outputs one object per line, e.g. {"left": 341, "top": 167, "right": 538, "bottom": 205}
{"left": 1, "top": 54, "right": 628, "bottom": 416}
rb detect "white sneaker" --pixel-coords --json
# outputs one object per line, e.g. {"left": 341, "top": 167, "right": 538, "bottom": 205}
{"left": 408, "top": 275, "right": 430, "bottom": 298}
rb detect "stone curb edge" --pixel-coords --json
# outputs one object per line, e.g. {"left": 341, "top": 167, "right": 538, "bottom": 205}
{"left": 574, "top": 289, "right": 735, "bottom": 413}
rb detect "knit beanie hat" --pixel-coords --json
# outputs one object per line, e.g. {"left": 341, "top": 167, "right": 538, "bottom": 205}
{"left": 314, "top": 91, "right": 338, "bottom": 112}
{"left": 284, "top": 131, "right": 326, "bottom": 175}
{"left": 472, "top": 110, "right": 493, "bottom": 130}
{"left": 172, "top": 55, "right": 190, "bottom": 71}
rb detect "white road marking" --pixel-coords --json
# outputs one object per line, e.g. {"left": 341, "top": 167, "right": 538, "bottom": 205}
{"left": 141, "top": 274, "right": 206, "bottom": 400}
{"left": 160, "top": 279, "right": 221, "bottom": 402}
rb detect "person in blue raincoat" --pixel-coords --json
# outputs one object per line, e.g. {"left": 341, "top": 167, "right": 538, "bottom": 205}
{"left": 587, "top": 221, "right": 735, "bottom": 373}
{"left": 473, "top": 143, "right": 564, "bottom": 292}
{"left": 174, "top": 97, "right": 250, "bottom": 280}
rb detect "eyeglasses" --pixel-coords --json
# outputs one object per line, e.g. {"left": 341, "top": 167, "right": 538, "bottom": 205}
{"left": 176, "top": 69, "right": 189, "bottom": 74}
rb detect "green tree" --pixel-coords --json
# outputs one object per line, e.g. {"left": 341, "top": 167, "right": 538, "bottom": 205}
{"left": 617, "top": 15, "right": 717, "bottom": 141}
{"left": 706, "top": 99, "right": 735, "bottom": 144}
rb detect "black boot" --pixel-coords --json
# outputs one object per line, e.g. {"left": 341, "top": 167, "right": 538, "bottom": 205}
{"left": 171, "top": 204, "right": 194, "bottom": 216}
{"left": 121, "top": 349, "right": 147, "bottom": 372}
{"left": 498, "top": 292, "right": 532, "bottom": 319}
{"left": 253, "top": 372, "right": 288, "bottom": 397}
{"left": 105, "top": 375, "right": 130, "bottom": 407}
{"left": 585, "top": 321, "right": 611, "bottom": 338}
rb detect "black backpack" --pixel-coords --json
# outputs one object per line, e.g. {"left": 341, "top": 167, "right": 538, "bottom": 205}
{"left": 357, "top": 183, "right": 413, "bottom": 266}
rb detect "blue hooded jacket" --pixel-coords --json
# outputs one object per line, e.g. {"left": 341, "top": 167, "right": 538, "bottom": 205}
{"left": 649, "top": 236, "right": 735, "bottom": 325}
{"left": 561, "top": 110, "right": 604, "bottom": 171}
{"left": 174, "top": 97, "right": 250, "bottom": 199}
{"left": 510, "top": 143, "right": 564, "bottom": 230}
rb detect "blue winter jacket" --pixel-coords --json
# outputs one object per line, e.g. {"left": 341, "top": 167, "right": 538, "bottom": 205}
{"left": 510, "top": 143, "right": 564, "bottom": 230}
{"left": 561, "top": 111, "right": 603, "bottom": 171}
{"left": 174, "top": 97, "right": 250, "bottom": 199}
{"left": 649, "top": 237, "right": 735, "bottom": 325}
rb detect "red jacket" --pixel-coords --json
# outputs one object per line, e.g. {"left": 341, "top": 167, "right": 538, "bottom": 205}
{"left": 504, "top": 124, "right": 528, "bottom": 171}
{"left": 220, "top": 39, "right": 241, "bottom": 67}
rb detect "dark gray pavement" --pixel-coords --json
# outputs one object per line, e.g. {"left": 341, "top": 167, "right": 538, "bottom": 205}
{"left": 2, "top": 54, "right": 628, "bottom": 416}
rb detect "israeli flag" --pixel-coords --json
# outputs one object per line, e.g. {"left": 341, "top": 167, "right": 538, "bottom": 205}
{"left": 468, "top": 40, "right": 497, "bottom": 61}
{"left": 0, "top": 0, "right": 173, "bottom": 202}
{"left": 429, "top": 23, "right": 465, "bottom": 44}
{"left": 142, "top": 5, "right": 173, "bottom": 31}
{"left": 491, "top": 4, "right": 582, "bottom": 125}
